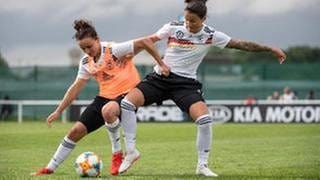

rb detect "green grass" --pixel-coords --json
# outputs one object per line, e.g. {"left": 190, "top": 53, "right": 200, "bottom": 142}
{"left": 0, "top": 122, "right": 319, "bottom": 179}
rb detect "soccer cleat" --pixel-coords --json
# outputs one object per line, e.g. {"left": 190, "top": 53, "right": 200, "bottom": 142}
{"left": 30, "top": 167, "right": 54, "bottom": 176}
{"left": 118, "top": 149, "right": 140, "bottom": 174}
{"left": 196, "top": 164, "right": 218, "bottom": 177}
{"left": 110, "top": 151, "right": 123, "bottom": 176}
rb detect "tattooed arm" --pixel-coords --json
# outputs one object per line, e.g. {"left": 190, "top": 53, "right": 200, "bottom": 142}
{"left": 226, "top": 39, "right": 286, "bottom": 64}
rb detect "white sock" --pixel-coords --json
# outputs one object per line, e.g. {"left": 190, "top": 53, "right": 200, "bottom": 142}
{"left": 46, "top": 136, "right": 76, "bottom": 171}
{"left": 120, "top": 98, "right": 137, "bottom": 153}
{"left": 196, "top": 114, "right": 213, "bottom": 166}
{"left": 105, "top": 118, "right": 121, "bottom": 153}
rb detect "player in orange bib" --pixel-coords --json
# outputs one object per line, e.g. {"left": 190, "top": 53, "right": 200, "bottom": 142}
{"left": 31, "top": 19, "right": 170, "bottom": 176}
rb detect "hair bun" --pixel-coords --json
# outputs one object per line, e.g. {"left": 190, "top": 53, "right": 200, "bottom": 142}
{"left": 73, "top": 19, "right": 92, "bottom": 32}
{"left": 73, "top": 19, "right": 98, "bottom": 40}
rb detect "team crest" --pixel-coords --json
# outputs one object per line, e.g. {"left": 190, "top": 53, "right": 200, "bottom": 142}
{"left": 175, "top": 30, "right": 184, "bottom": 39}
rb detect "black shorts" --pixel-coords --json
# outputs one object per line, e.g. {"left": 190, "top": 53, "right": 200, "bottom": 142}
{"left": 79, "top": 95, "right": 124, "bottom": 134}
{"left": 137, "top": 72, "right": 204, "bottom": 113}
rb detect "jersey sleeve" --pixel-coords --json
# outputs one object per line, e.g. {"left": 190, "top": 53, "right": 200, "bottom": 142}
{"left": 111, "top": 40, "right": 134, "bottom": 59}
{"left": 156, "top": 23, "right": 174, "bottom": 40}
{"left": 76, "top": 57, "right": 91, "bottom": 80}
{"left": 212, "top": 31, "right": 231, "bottom": 49}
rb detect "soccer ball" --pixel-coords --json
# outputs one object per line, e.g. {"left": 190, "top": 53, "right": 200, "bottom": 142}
{"left": 74, "top": 151, "right": 103, "bottom": 177}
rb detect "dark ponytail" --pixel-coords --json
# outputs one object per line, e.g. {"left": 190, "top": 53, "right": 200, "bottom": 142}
{"left": 185, "top": 0, "right": 208, "bottom": 19}
{"left": 73, "top": 19, "right": 98, "bottom": 40}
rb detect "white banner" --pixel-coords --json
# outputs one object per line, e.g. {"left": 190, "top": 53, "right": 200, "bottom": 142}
{"left": 135, "top": 102, "right": 320, "bottom": 123}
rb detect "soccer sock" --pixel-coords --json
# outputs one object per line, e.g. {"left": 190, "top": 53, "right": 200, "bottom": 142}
{"left": 105, "top": 118, "right": 121, "bottom": 153}
{"left": 120, "top": 98, "right": 137, "bottom": 153}
{"left": 46, "top": 136, "right": 76, "bottom": 171}
{"left": 196, "top": 114, "right": 213, "bottom": 166}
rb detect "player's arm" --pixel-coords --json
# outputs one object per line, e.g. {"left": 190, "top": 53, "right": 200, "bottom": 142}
{"left": 148, "top": 34, "right": 162, "bottom": 43}
{"left": 46, "top": 78, "right": 88, "bottom": 127}
{"left": 226, "top": 39, "right": 286, "bottom": 64}
{"left": 130, "top": 34, "right": 161, "bottom": 55}
{"left": 133, "top": 36, "right": 170, "bottom": 76}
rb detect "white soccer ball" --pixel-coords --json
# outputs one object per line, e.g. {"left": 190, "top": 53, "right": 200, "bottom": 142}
{"left": 74, "top": 151, "right": 103, "bottom": 177}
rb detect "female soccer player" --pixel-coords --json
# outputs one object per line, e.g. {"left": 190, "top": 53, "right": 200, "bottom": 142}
{"left": 31, "top": 19, "right": 169, "bottom": 176}
{"left": 119, "top": 0, "right": 286, "bottom": 177}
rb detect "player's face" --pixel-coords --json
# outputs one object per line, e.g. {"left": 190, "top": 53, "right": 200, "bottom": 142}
{"left": 184, "top": 10, "right": 205, "bottom": 33}
{"left": 78, "top": 37, "right": 100, "bottom": 58}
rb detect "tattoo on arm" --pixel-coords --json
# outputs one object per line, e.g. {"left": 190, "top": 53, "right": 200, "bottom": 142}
{"left": 226, "top": 39, "right": 272, "bottom": 52}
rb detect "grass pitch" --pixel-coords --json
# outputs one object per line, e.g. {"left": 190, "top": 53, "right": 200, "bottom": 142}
{"left": 0, "top": 122, "right": 319, "bottom": 179}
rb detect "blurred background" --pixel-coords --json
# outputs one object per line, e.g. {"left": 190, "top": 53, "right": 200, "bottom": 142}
{"left": 0, "top": 0, "right": 319, "bottom": 120}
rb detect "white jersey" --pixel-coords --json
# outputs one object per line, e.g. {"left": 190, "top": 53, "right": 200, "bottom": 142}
{"left": 154, "top": 21, "right": 231, "bottom": 79}
{"left": 77, "top": 41, "right": 134, "bottom": 80}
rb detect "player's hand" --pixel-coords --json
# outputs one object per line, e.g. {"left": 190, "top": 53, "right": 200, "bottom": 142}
{"left": 159, "top": 63, "right": 170, "bottom": 77}
{"left": 46, "top": 111, "right": 61, "bottom": 128}
{"left": 272, "top": 48, "right": 286, "bottom": 64}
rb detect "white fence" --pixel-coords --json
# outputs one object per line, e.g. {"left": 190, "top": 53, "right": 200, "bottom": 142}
{"left": 0, "top": 100, "right": 91, "bottom": 123}
{"left": 1, "top": 100, "right": 320, "bottom": 123}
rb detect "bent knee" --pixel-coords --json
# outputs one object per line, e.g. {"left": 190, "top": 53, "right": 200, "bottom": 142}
{"left": 124, "top": 88, "right": 145, "bottom": 107}
{"left": 101, "top": 102, "right": 120, "bottom": 123}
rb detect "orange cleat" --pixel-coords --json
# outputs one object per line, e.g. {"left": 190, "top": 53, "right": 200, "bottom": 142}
{"left": 30, "top": 167, "right": 54, "bottom": 176}
{"left": 110, "top": 151, "right": 123, "bottom": 176}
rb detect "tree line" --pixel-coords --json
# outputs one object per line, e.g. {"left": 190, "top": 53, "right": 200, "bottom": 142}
{"left": 0, "top": 52, "right": 8, "bottom": 68}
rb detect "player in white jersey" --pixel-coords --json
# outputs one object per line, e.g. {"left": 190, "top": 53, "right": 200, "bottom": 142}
{"left": 154, "top": 19, "right": 230, "bottom": 79}
{"left": 119, "top": 0, "right": 286, "bottom": 176}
